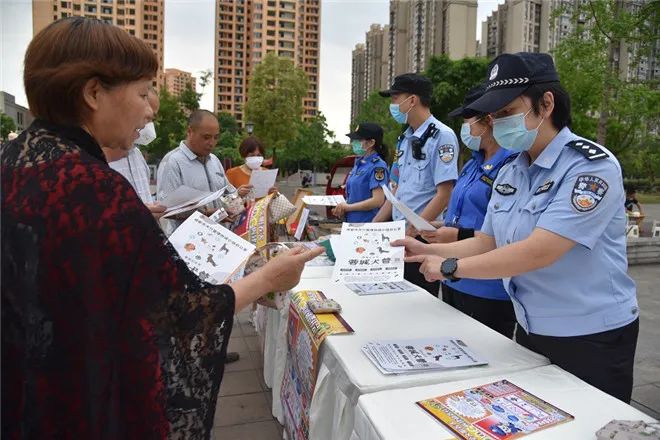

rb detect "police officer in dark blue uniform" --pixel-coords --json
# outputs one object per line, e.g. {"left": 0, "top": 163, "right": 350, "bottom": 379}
{"left": 420, "top": 84, "right": 517, "bottom": 338}
{"left": 394, "top": 52, "right": 639, "bottom": 403}
{"left": 332, "top": 123, "right": 389, "bottom": 222}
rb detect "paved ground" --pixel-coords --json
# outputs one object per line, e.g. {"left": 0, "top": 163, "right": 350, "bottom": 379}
{"left": 214, "top": 263, "right": 659, "bottom": 439}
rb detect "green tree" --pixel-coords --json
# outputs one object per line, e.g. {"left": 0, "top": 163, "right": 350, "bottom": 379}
{"left": 425, "top": 55, "right": 490, "bottom": 134}
{"left": 144, "top": 88, "right": 186, "bottom": 159}
{"left": 351, "top": 91, "right": 403, "bottom": 163}
{"left": 214, "top": 112, "right": 243, "bottom": 165}
{"left": 278, "top": 113, "right": 347, "bottom": 174}
{"left": 1, "top": 112, "right": 17, "bottom": 140}
{"left": 245, "top": 53, "right": 308, "bottom": 156}
{"left": 552, "top": 0, "right": 659, "bottom": 155}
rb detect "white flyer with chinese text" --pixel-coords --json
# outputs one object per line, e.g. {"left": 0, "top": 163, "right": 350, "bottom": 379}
{"left": 331, "top": 221, "right": 405, "bottom": 284}
{"left": 381, "top": 185, "right": 435, "bottom": 232}
{"left": 302, "top": 195, "right": 346, "bottom": 206}
{"left": 169, "top": 211, "right": 256, "bottom": 284}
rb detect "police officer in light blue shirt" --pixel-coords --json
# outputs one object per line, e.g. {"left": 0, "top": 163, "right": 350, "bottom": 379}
{"left": 394, "top": 52, "right": 639, "bottom": 403}
{"left": 374, "top": 73, "right": 458, "bottom": 295}
{"left": 332, "top": 123, "right": 389, "bottom": 223}
{"left": 420, "top": 84, "right": 517, "bottom": 338}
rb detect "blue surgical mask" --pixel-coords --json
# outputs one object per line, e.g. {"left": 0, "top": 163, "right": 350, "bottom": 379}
{"left": 351, "top": 140, "right": 366, "bottom": 156}
{"left": 460, "top": 121, "right": 486, "bottom": 152}
{"left": 492, "top": 108, "right": 544, "bottom": 153}
{"left": 389, "top": 96, "right": 414, "bottom": 124}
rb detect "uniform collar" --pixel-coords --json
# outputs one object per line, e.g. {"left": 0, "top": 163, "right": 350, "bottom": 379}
{"left": 405, "top": 114, "right": 438, "bottom": 139}
{"left": 474, "top": 147, "right": 512, "bottom": 173}
{"left": 359, "top": 152, "right": 380, "bottom": 164}
{"left": 530, "top": 126, "right": 574, "bottom": 170}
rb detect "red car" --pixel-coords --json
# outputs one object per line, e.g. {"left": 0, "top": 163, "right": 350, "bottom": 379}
{"left": 325, "top": 155, "right": 358, "bottom": 217}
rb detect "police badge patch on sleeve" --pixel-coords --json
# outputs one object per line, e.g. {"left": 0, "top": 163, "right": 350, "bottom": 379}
{"left": 571, "top": 175, "right": 609, "bottom": 212}
{"left": 438, "top": 144, "right": 455, "bottom": 163}
{"left": 374, "top": 167, "right": 385, "bottom": 181}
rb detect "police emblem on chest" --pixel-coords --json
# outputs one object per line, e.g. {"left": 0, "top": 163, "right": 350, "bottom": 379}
{"left": 495, "top": 183, "right": 516, "bottom": 195}
{"left": 374, "top": 167, "right": 385, "bottom": 181}
{"left": 439, "top": 145, "right": 454, "bottom": 163}
{"left": 534, "top": 180, "right": 554, "bottom": 195}
{"left": 571, "top": 175, "right": 608, "bottom": 212}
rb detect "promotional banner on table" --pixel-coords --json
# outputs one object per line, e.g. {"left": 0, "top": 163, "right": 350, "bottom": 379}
{"left": 281, "top": 290, "right": 353, "bottom": 440}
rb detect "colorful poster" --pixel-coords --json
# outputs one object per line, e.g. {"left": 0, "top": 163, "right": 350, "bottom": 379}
{"left": 169, "top": 211, "right": 255, "bottom": 284}
{"left": 417, "top": 380, "right": 574, "bottom": 440}
{"left": 331, "top": 221, "right": 405, "bottom": 284}
{"left": 281, "top": 290, "right": 353, "bottom": 440}
{"left": 232, "top": 193, "right": 272, "bottom": 248}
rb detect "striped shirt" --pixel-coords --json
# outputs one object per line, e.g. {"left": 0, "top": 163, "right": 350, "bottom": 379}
{"left": 109, "top": 146, "right": 154, "bottom": 204}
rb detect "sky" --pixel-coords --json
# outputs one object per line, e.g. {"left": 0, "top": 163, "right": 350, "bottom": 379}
{"left": 1, "top": 0, "right": 504, "bottom": 142}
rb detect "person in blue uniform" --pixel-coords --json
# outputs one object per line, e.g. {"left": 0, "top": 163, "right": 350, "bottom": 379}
{"left": 374, "top": 73, "right": 459, "bottom": 295}
{"left": 420, "top": 84, "right": 517, "bottom": 338}
{"left": 393, "top": 52, "right": 639, "bottom": 403}
{"left": 332, "top": 123, "right": 389, "bottom": 222}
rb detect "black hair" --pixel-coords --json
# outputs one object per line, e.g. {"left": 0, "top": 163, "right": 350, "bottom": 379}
{"left": 374, "top": 142, "right": 388, "bottom": 162}
{"left": 418, "top": 94, "right": 432, "bottom": 107}
{"left": 188, "top": 109, "right": 216, "bottom": 128}
{"left": 521, "top": 82, "right": 571, "bottom": 130}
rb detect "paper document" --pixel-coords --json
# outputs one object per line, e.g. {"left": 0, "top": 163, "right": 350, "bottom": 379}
{"left": 294, "top": 208, "right": 310, "bottom": 240}
{"left": 161, "top": 185, "right": 226, "bottom": 218}
{"left": 381, "top": 185, "right": 435, "bottom": 232}
{"left": 249, "top": 168, "right": 278, "bottom": 198}
{"left": 362, "top": 337, "right": 488, "bottom": 375}
{"left": 169, "top": 211, "right": 255, "bottom": 284}
{"left": 302, "top": 195, "right": 346, "bottom": 206}
{"left": 346, "top": 281, "right": 417, "bottom": 296}
{"left": 331, "top": 221, "right": 405, "bottom": 283}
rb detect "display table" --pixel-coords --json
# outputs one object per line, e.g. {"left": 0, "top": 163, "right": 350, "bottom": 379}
{"left": 350, "top": 365, "right": 658, "bottom": 440}
{"left": 283, "top": 278, "right": 550, "bottom": 440}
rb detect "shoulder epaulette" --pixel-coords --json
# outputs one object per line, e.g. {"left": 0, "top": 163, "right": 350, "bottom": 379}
{"left": 565, "top": 139, "right": 609, "bottom": 161}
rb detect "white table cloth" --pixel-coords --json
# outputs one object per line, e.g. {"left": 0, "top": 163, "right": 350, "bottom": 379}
{"left": 288, "top": 278, "right": 549, "bottom": 440}
{"left": 350, "top": 365, "right": 658, "bottom": 440}
{"left": 260, "top": 264, "right": 334, "bottom": 422}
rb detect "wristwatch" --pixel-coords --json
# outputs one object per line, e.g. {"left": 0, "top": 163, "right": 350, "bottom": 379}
{"left": 441, "top": 258, "right": 460, "bottom": 282}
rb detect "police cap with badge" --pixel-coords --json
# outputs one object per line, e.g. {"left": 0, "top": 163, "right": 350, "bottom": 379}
{"left": 346, "top": 122, "right": 384, "bottom": 144}
{"left": 466, "top": 52, "right": 608, "bottom": 162}
{"left": 379, "top": 73, "right": 433, "bottom": 99}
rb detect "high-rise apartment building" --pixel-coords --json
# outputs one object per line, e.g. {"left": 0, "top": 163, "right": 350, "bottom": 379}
{"left": 388, "top": 0, "right": 477, "bottom": 80}
{"left": 351, "top": 44, "right": 367, "bottom": 122}
{"left": 352, "top": 0, "right": 477, "bottom": 116}
{"left": 478, "top": 0, "right": 657, "bottom": 81}
{"left": 32, "top": 0, "right": 165, "bottom": 87}
{"left": 165, "top": 68, "right": 197, "bottom": 97}
{"left": 214, "top": 0, "right": 321, "bottom": 124}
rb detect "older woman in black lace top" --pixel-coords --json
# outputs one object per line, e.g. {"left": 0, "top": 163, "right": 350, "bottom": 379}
{"left": 1, "top": 17, "right": 322, "bottom": 439}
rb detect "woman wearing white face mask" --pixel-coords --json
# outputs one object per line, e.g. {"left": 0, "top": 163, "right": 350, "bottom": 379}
{"left": 419, "top": 84, "right": 517, "bottom": 338}
{"left": 393, "top": 53, "right": 639, "bottom": 404}
{"left": 226, "top": 135, "right": 278, "bottom": 198}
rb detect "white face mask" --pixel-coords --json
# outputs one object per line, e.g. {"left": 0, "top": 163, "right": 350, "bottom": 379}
{"left": 245, "top": 156, "right": 264, "bottom": 170}
{"left": 135, "top": 122, "right": 157, "bottom": 146}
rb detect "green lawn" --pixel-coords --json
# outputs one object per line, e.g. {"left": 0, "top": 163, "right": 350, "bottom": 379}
{"left": 638, "top": 193, "right": 660, "bottom": 204}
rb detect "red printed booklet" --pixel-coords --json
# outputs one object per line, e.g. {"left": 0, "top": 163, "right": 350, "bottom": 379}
{"left": 417, "top": 380, "right": 574, "bottom": 440}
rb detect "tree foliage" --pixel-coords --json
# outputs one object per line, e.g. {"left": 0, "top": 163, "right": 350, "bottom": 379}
{"left": 552, "top": 0, "right": 659, "bottom": 158}
{"left": 1, "top": 112, "right": 17, "bottom": 140}
{"left": 245, "top": 53, "right": 308, "bottom": 152}
{"left": 351, "top": 91, "right": 403, "bottom": 164}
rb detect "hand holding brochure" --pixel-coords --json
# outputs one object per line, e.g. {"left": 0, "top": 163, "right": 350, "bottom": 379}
{"left": 331, "top": 221, "right": 405, "bottom": 283}
{"left": 169, "top": 211, "right": 255, "bottom": 284}
{"left": 249, "top": 169, "right": 278, "bottom": 198}
{"left": 161, "top": 185, "right": 226, "bottom": 218}
{"left": 381, "top": 185, "right": 435, "bottom": 232}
